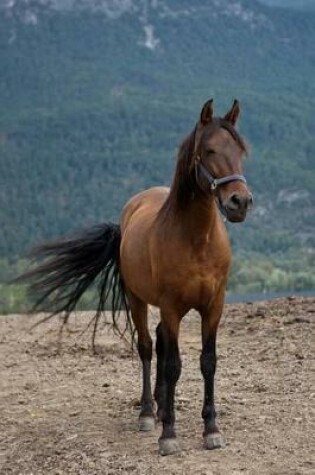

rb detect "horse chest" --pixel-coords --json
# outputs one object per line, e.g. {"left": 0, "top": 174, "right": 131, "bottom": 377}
{"left": 156, "top": 246, "right": 230, "bottom": 310}
{"left": 184, "top": 267, "right": 227, "bottom": 308}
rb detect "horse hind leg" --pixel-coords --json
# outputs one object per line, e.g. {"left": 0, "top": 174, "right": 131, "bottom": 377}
{"left": 128, "top": 292, "right": 155, "bottom": 432}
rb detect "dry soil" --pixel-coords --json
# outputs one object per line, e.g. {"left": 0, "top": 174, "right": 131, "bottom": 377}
{"left": 0, "top": 297, "right": 314, "bottom": 474}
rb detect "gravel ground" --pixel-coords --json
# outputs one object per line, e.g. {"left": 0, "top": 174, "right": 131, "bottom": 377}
{"left": 0, "top": 297, "right": 314, "bottom": 474}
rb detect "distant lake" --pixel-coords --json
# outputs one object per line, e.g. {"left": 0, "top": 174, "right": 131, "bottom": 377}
{"left": 226, "top": 290, "right": 315, "bottom": 304}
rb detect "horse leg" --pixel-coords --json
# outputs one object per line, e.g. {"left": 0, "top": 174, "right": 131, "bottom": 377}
{"left": 200, "top": 292, "right": 226, "bottom": 450}
{"left": 156, "top": 315, "right": 182, "bottom": 456}
{"left": 154, "top": 322, "right": 166, "bottom": 422}
{"left": 128, "top": 292, "right": 155, "bottom": 431}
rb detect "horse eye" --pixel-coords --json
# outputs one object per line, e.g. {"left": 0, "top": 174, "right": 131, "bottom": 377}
{"left": 207, "top": 149, "right": 215, "bottom": 155}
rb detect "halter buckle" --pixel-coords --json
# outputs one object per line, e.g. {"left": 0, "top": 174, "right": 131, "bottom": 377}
{"left": 211, "top": 180, "right": 217, "bottom": 191}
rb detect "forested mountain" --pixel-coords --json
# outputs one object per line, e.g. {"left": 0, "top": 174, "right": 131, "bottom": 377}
{"left": 0, "top": 0, "right": 314, "bottom": 300}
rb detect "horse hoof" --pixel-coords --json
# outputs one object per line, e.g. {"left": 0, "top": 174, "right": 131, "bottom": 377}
{"left": 159, "top": 438, "right": 181, "bottom": 456}
{"left": 204, "top": 432, "right": 226, "bottom": 450}
{"left": 138, "top": 416, "right": 155, "bottom": 432}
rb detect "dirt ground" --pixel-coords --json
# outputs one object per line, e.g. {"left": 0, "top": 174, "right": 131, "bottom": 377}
{"left": 0, "top": 297, "right": 314, "bottom": 475}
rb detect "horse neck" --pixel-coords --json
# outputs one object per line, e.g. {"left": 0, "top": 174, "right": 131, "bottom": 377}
{"left": 177, "top": 194, "right": 219, "bottom": 242}
{"left": 160, "top": 186, "right": 219, "bottom": 245}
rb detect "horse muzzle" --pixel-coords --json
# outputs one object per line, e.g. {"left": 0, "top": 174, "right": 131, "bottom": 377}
{"left": 221, "top": 192, "right": 253, "bottom": 223}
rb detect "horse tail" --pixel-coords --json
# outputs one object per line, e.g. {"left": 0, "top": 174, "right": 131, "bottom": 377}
{"left": 15, "top": 223, "right": 132, "bottom": 348}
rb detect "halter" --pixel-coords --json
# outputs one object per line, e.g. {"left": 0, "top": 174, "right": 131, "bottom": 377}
{"left": 195, "top": 156, "right": 247, "bottom": 192}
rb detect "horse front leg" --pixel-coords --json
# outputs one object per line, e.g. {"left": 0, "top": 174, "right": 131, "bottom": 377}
{"left": 154, "top": 322, "right": 166, "bottom": 423}
{"left": 200, "top": 292, "right": 226, "bottom": 450}
{"left": 155, "top": 315, "right": 182, "bottom": 456}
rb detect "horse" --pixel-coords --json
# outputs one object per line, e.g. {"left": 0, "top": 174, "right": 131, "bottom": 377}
{"left": 18, "top": 99, "right": 253, "bottom": 456}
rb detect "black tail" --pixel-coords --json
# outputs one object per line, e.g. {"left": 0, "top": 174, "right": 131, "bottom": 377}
{"left": 15, "top": 223, "right": 132, "bottom": 347}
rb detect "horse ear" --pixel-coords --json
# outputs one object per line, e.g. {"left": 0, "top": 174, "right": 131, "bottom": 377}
{"left": 224, "top": 99, "right": 240, "bottom": 126}
{"left": 200, "top": 99, "right": 214, "bottom": 125}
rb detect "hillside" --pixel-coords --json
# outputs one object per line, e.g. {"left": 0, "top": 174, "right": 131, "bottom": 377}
{"left": 0, "top": 0, "right": 314, "bottom": 297}
{"left": 259, "top": 0, "right": 315, "bottom": 10}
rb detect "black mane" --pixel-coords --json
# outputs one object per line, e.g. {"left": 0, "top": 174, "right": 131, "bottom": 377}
{"left": 159, "top": 126, "right": 198, "bottom": 215}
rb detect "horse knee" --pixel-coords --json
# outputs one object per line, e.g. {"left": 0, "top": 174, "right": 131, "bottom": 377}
{"left": 165, "top": 346, "right": 181, "bottom": 385}
{"left": 156, "top": 322, "right": 181, "bottom": 385}
{"left": 156, "top": 323, "right": 164, "bottom": 356}
{"left": 138, "top": 338, "right": 152, "bottom": 362}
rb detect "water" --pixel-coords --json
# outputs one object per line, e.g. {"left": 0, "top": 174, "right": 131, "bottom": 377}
{"left": 226, "top": 289, "right": 315, "bottom": 304}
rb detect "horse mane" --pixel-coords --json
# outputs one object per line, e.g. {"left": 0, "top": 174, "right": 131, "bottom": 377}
{"left": 159, "top": 126, "right": 198, "bottom": 216}
{"left": 159, "top": 119, "right": 247, "bottom": 217}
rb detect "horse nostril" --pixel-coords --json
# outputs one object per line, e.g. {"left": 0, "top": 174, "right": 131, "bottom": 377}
{"left": 227, "top": 193, "right": 252, "bottom": 212}
{"left": 228, "top": 194, "right": 242, "bottom": 210}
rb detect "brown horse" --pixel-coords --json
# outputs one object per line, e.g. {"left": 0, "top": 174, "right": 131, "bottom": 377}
{"left": 19, "top": 99, "right": 253, "bottom": 455}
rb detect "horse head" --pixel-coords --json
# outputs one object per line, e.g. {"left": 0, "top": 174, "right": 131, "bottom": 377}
{"left": 194, "top": 99, "right": 253, "bottom": 222}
